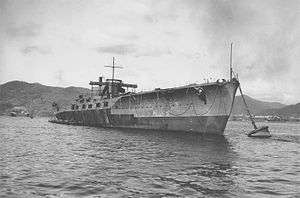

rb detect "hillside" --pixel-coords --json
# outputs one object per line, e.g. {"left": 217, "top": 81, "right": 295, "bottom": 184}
{"left": 0, "top": 81, "right": 89, "bottom": 116}
{"left": 232, "top": 95, "right": 285, "bottom": 115}
{"left": 261, "top": 103, "right": 300, "bottom": 117}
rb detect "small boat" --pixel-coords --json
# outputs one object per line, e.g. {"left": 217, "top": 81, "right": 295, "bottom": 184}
{"left": 246, "top": 126, "right": 271, "bottom": 137}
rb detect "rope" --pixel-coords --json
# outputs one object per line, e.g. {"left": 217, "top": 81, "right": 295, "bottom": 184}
{"left": 169, "top": 103, "right": 193, "bottom": 116}
{"left": 167, "top": 88, "right": 192, "bottom": 116}
{"left": 191, "top": 86, "right": 219, "bottom": 116}
{"left": 238, "top": 85, "right": 257, "bottom": 129}
{"left": 217, "top": 87, "right": 222, "bottom": 115}
{"left": 167, "top": 86, "right": 218, "bottom": 117}
{"left": 189, "top": 86, "right": 219, "bottom": 129}
{"left": 221, "top": 91, "right": 227, "bottom": 115}
{"left": 123, "top": 85, "right": 218, "bottom": 118}
{"left": 128, "top": 93, "right": 142, "bottom": 116}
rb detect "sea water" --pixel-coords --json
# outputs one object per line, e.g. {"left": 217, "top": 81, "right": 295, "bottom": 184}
{"left": 0, "top": 116, "right": 299, "bottom": 197}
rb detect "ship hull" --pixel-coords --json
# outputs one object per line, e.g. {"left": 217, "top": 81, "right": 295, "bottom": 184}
{"left": 53, "top": 109, "right": 229, "bottom": 135}
{"left": 53, "top": 80, "right": 239, "bottom": 135}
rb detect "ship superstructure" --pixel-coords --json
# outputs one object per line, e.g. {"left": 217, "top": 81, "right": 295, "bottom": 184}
{"left": 52, "top": 57, "right": 239, "bottom": 135}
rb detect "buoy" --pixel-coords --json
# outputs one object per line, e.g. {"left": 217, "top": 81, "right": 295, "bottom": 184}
{"left": 238, "top": 85, "right": 271, "bottom": 138}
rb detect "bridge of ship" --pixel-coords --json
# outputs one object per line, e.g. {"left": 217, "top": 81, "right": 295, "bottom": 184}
{"left": 69, "top": 77, "right": 137, "bottom": 111}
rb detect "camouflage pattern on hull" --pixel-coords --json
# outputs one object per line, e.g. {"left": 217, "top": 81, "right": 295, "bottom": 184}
{"left": 55, "top": 109, "right": 229, "bottom": 135}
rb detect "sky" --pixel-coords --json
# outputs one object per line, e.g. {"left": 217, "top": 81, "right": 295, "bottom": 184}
{"left": 0, "top": 0, "right": 299, "bottom": 104}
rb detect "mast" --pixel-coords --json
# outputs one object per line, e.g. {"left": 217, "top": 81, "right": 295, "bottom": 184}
{"left": 89, "top": 57, "right": 137, "bottom": 98}
{"left": 112, "top": 57, "right": 115, "bottom": 81}
{"left": 105, "top": 57, "right": 123, "bottom": 83}
{"left": 230, "top": 42, "right": 233, "bottom": 80}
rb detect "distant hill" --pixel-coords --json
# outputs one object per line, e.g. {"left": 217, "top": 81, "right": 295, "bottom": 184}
{"left": 260, "top": 103, "right": 300, "bottom": 117}
{"left": 0, "top": 81, "right": 89, "bottom": 116}
{"left": 232, "top": 95, "right": 286, "bottom": 115}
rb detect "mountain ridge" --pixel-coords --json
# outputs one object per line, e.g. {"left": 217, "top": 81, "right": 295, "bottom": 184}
{"left": 232, "top": 94, "right": 286, "bottom": 115}
{"left": 0, "top": 80, "right": 89, "bottom": 116}
{"left": 260, "top": 103, "right": 300, "bottom": 117}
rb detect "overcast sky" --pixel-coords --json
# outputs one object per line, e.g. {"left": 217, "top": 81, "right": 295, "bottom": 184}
{"left": 0, "top": 0, "right": 299, "bottom": 104}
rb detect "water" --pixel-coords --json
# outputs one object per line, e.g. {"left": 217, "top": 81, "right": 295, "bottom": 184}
{"left": 0, "top": 116, "right": 299, "bottom": 198}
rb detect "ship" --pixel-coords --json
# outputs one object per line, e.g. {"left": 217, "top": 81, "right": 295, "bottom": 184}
{"left": 50, "top": 56, "right": 239, "bottom": 135}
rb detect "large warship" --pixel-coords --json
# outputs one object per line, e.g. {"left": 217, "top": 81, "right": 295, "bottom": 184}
{"left": 51, "top": 56, "right": 239, "bottom": 135}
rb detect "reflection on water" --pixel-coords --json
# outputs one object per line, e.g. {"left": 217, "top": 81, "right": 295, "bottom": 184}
{"left": 0, "top": 116, "right": 299, "bottom": 197}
